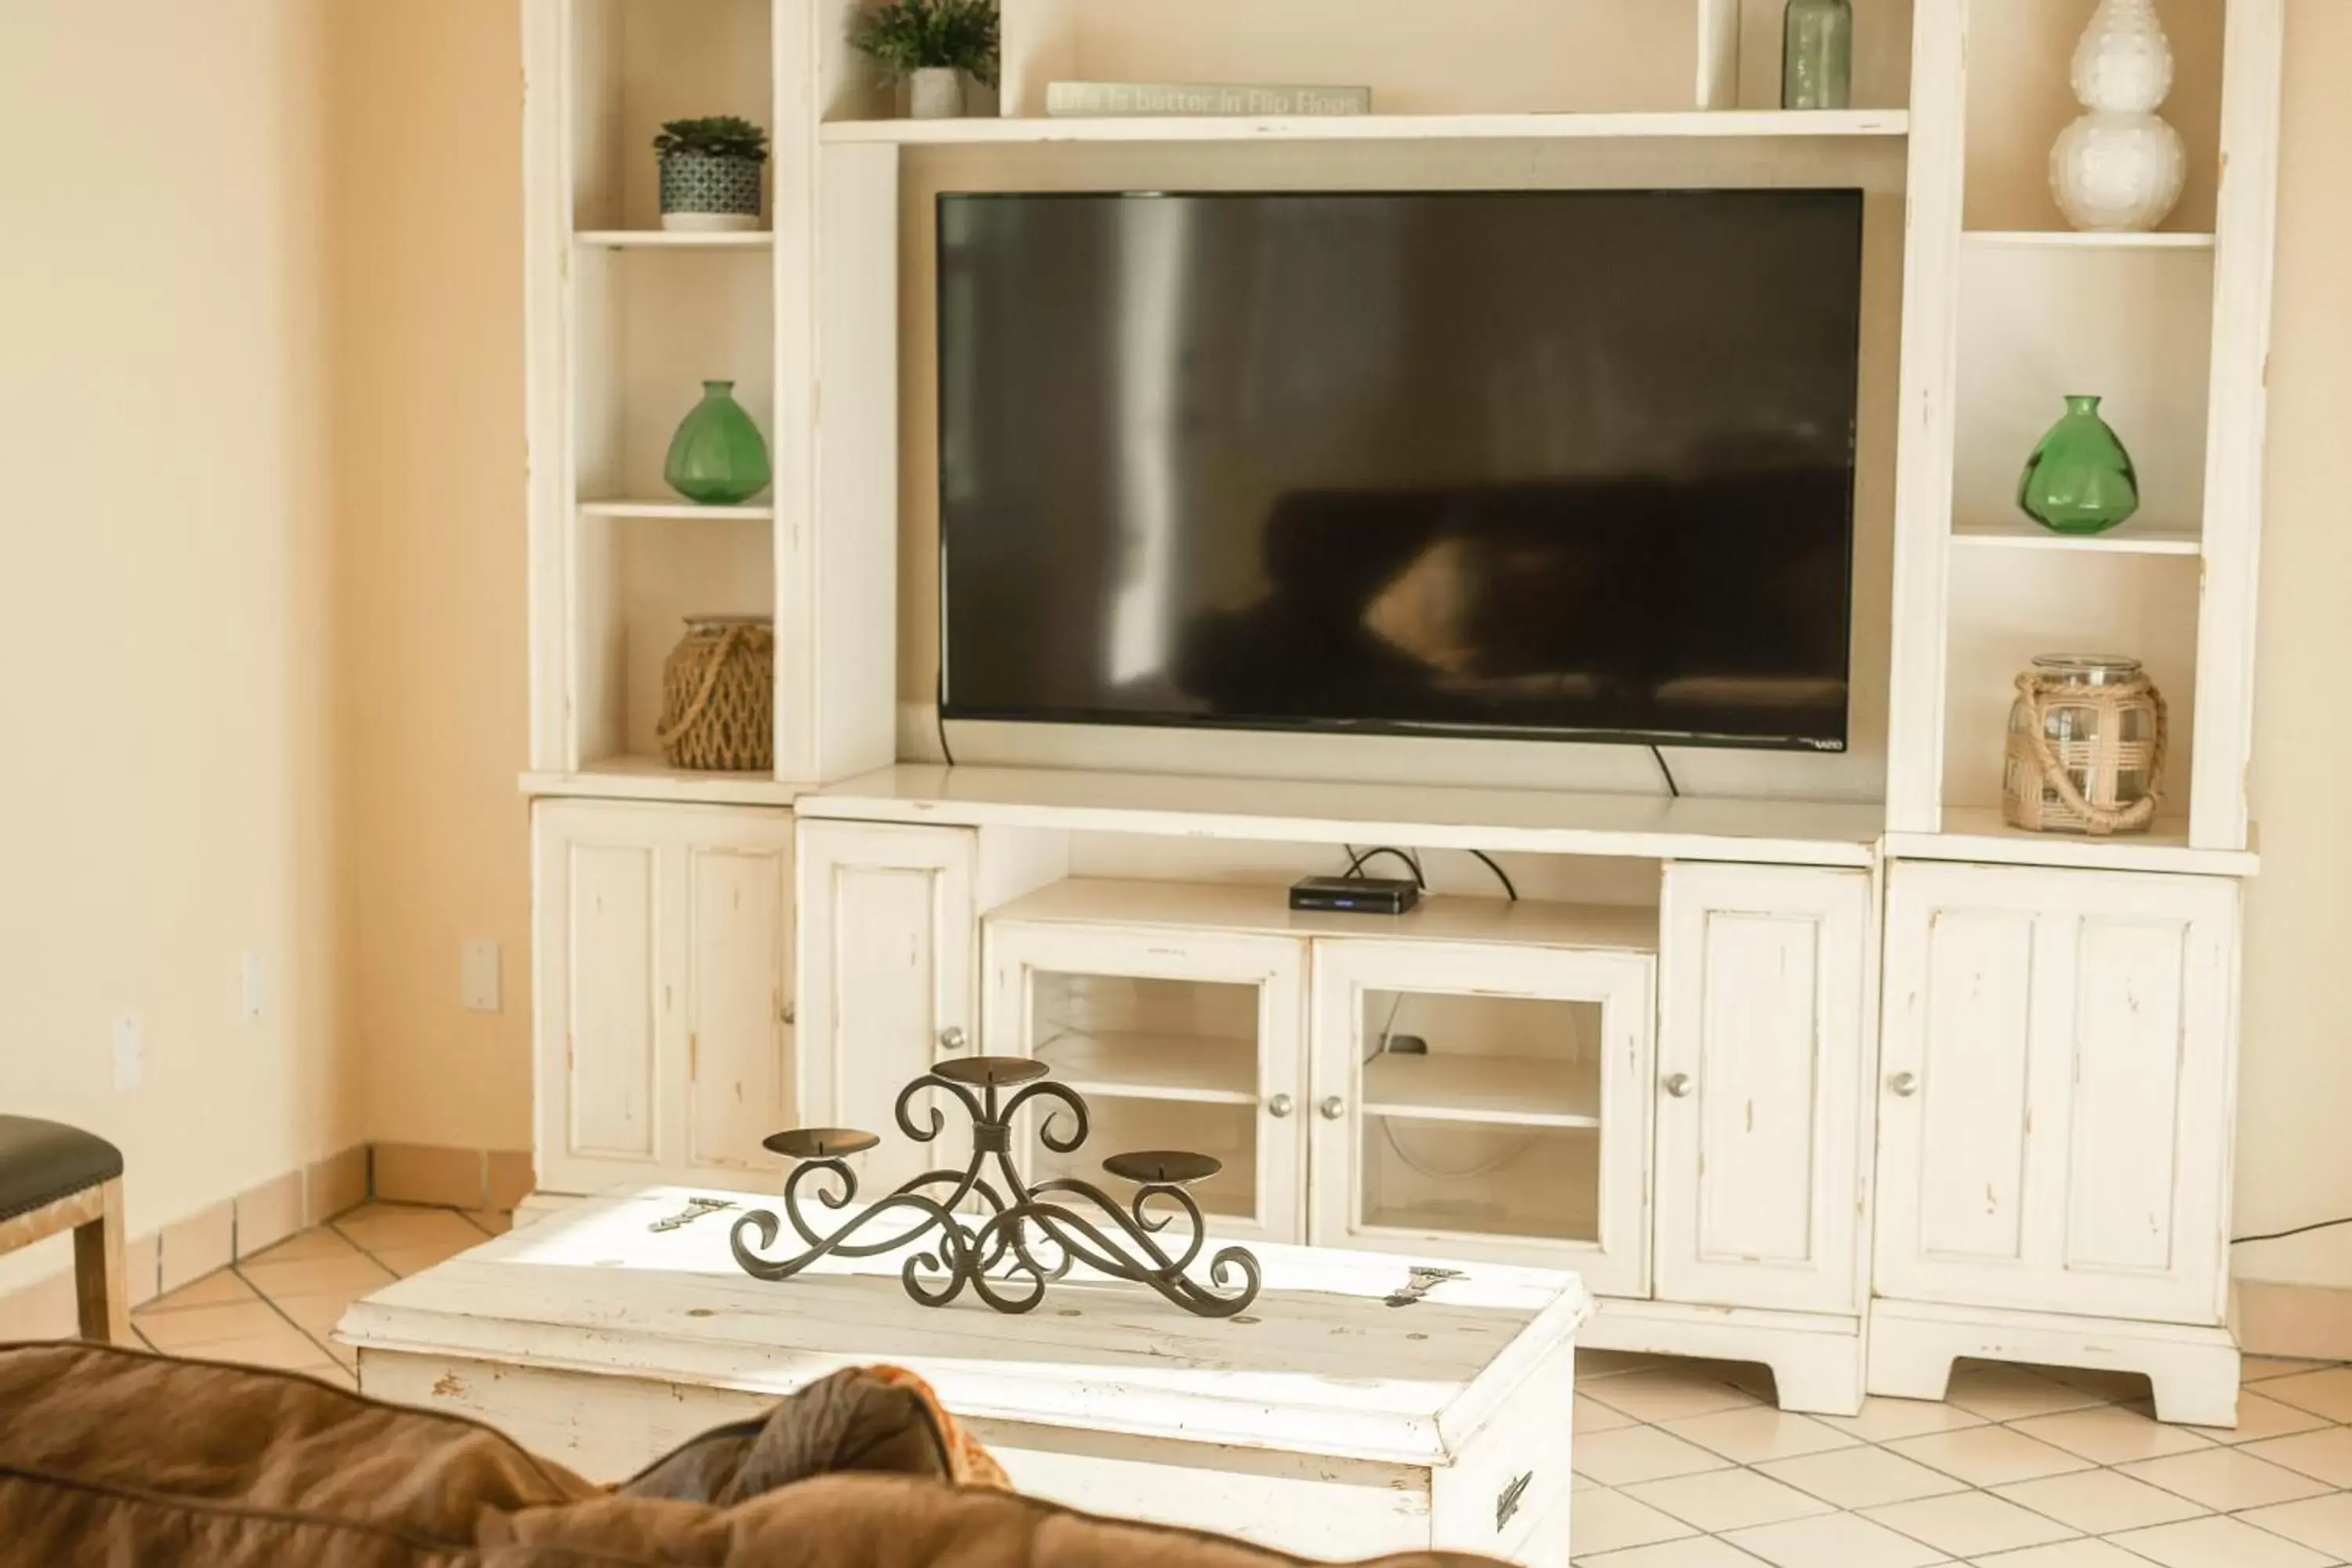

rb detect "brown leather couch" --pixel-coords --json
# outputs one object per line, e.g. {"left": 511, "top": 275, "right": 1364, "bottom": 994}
{"left": 0, "top": 1342, "right": 1501, "bottom": 1566}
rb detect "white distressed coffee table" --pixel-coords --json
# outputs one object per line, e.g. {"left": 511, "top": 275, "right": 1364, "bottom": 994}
{"left": 339, "top": 1185, "right": 1592, "bottom": 1564}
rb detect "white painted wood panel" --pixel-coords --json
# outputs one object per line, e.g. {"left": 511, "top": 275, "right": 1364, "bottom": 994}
{"left": 1881, "top": 0, "right": 1969, "bottom": 833}
{"left": 356, "top": 1349, "right": 1440, "bottom": 1559}
{"left": 521, "top": 0, "right": 570, "bottom": 774}
{"left": 342, "top": 1186, "right": 1592, "bottom": 1468}
{"left": 684, "top": 840, "right": 793, "bottom": 1171}
{"left": 562, "top": 840, "right": 659, "bottom": 1165}
{"left": 1309, "top": 939, "right": 1653, "bottom": 1294}
{"left": 1428, "top": 1336, "right": 1574, "bottom": 1562}
{"left": 1656, "top": 864, "right": 1870, "bottom": 1315}
{"left": 1912, "top": 906, "right": 2037, "bottom": 1269}
{"left": 2066, "top": 915, "right": 2190, "bottom": 1276}
{"left": 827, "top": 109, "right": 1911, "bottom": 143}
{"left": 533, "top": 801, "right": 797, "bottom": 1195}
{"left": 800, "top": 764, "right": 1880, "bottom": 866}
{"left": 1876, "top": 862, "right": 2238, "bottom": 1326}
{"left": 986, "top": 876, "right": 1658, "bottom": 953}
{"left": 2189, "top": 0, "right": 2285, "bottom": 851}
{"left": 795, "top": 821, "right": 978, "bottom": 1197}
{"left": 983, "top": 920, "right": 1308, "bottom": 1243}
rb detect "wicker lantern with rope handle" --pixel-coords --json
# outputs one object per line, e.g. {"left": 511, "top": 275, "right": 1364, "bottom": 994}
{"left": 658, "top": 615, "right": 774, "bottom": 772}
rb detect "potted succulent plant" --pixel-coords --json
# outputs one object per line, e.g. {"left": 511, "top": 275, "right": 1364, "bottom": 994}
{"left": 851, "top": 0, "right": 1000, "bottom": 120}
{"left": 652, "top": 116, "right": 769, "bottom": 232}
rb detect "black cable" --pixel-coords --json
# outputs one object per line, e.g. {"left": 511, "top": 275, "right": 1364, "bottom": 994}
{"left": 2233, "top": 1215, "right": 2352, "bottom": 1247}
{"left": 935, "top": 660, "right": 956, "bottom": 767}
{"left": 1343, "top": 845, "right": 1425, "bottom": 887}
{"left": 1649, "top": 744, "right": 1681, "bottom": 799}
{"left": 1467, "top": 849, "right": 1519, "bottom": 902}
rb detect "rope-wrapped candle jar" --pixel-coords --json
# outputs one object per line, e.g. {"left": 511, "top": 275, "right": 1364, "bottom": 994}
{"left": 2002, "top": 653, "right": 2167, "bottom": 836}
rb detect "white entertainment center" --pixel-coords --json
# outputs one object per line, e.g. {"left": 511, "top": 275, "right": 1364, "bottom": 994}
{"left": 517, "top": 0, "right": 2281, "bottom": 1428}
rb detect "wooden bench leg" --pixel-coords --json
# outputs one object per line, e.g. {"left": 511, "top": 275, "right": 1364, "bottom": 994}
{"left": 73, "top": 1178, "right": 131, "bottom": 1345}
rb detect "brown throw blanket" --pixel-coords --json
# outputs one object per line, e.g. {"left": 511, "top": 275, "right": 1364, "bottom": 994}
{"left": 0, "top": 1343, "right": 1498, "bottom": 1566}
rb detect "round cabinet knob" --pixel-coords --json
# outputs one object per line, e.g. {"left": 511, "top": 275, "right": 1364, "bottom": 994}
{"left": 1319, "top": 1095, "right": 1347, "bottom": 1121}
{"left": 1889, "top": 1070, "right": 1919, "bottom": 1098}
{"left": 938, "top": 1025, "right": 968, "bottom": 1052}
{"left": 1663, "top": 1072, "right": 1695, "bottom": 1099}
{"left": 1267, "top": 1094, "right": 1295, "bottom": 1119}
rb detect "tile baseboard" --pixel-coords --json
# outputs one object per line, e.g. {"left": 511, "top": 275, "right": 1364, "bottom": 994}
{"left": 367, "top": 1144, "right": 538, "bottom": 1211}
{"left": 0, "top": 1140, "right": 523, "bottom": 1338}
{"left": 2234, "top": 1279, "right": 2352, "bottom": 1362}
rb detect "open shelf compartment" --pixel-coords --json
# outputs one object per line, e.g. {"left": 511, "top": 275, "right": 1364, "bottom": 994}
{"left": 1951, "top": 241, "right": 2213, "bottom": 549}
{"left": 573, "top": 245, "right": 775, "bottom": 506}
{"left": 571, "top": 510, "right": 775, "bottom": 775}
{"left": 568, "top": 0, "right": 774, "bottom": 236}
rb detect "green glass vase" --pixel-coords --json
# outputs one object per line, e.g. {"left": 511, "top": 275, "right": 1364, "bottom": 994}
{"left": 2017, "top": 394, "right": 2140, "bottom": 535}
{"left": 663, "top": 380, "right": 771, "bottom": 506}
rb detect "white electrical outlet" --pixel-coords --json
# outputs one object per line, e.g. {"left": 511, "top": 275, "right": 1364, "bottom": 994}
{"left": 111, "top": 1014, "right": 144, "bottom": 1091}
{"left": 461, "top": 940, "right": 502, "bottom": 1013}
{"left": 241, "top": 952, "right": 265, "bottom": 1022}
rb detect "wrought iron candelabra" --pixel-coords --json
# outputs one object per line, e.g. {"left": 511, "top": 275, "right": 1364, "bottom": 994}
{"left": 731, "top": 1056, "right": 1262, "bottom": 1318}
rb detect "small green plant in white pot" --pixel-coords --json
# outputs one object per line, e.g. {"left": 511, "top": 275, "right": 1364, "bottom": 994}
{"left": 852, "top": 0, "right": 1000, "bottom": 120}
{"left": 653, "top": 117, "right": 768, "bottom": 232}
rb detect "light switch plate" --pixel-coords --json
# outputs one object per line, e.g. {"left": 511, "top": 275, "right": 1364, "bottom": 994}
{"left": 241, "top": 952, "right": 265, "bottom": 1022}
{"left": 112, "top": 1013, "right": 144, "bottom": 1091}
{"left": 461, "top": 940, "right": 502, "bottom": 1013}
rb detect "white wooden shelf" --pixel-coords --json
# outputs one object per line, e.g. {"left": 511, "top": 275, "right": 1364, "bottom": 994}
{"left": 576, "top": 498, "right": 776, "bottom": 521}
{"left": 990, "top": 879, "right": 1660, "bottom": 953}
{"left": 1032, "top": 1031, "right": 1258, "bottom": 1105}
{"left": 1884, "top": 809, "right": 2258, "bottom": 878}
{"left": 818, "top": 108, "right": 1908, "bottom": 147}
{"left": 1962, "top": 230, "right": 2216, "bottom": 251}
{"left": 1951, "top": 517, "right": 2202, "bottom": 556}
{"left": 519, "top": 757, "right": 795, "bottom": 808}
{"left": 574, "top": 230, "right": 775, "bottom": 249}
{"left": 1363, "top": 1053, "right": 1602, "bottom": 1131}
{"left": 803, "top": 766, "right": 1881, "bottom": 867}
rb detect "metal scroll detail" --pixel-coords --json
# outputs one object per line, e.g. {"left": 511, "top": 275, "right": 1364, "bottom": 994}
{"left": 730, "top": 1057, "right": 1262, "bottom": 1319}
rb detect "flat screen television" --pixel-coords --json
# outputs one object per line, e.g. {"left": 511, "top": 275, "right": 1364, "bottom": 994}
{"left": 937, "top": 188, "right": 1864, "bottom": 752}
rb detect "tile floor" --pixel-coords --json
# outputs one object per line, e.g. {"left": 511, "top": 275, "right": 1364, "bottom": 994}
{"left": 120, "top": 1221, "right": 2352, "bottom": 1567}
{"left": 1571, "top": 1352, "right": 2352, "bottom": 1567}
{"left": 127, "top": 1202, "right": 510, "bottom": 1388}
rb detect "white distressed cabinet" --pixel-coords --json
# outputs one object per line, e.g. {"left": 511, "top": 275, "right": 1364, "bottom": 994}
{"left": 1871, "top": 861, "right": 2241, "bottom": 1423}
{"left": 795, "top": 819, "right": 978, "bottom": 1196}
{"left": 982, "top": 920, "right": 1308, "bottom": 1242}
{"left": 1310, "top": 938, "right": 1656, "bottom": 1299}
{"left": 1875, "top": 862, "right": 2237, "bottom": 1323}
{"left": 1654, "top": 863, "right": 1871, "bottom": 1316}
{"left": 532, "top": 800, "right": 796, "bottom": 1195}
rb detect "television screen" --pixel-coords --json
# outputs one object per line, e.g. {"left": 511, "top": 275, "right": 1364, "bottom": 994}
{"left": 937, "top": 188, "right": 1863, "bottom": 751}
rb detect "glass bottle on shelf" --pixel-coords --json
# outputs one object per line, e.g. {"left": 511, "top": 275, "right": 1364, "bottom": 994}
{"left": 2017, "top": 394, "right": 2140, "bottom": 535}
{"left": 1783, "top": 0, "right": 1854, "bottom": 111}
{"left": 663, "top": 380, "right": 771, "bottom": 506}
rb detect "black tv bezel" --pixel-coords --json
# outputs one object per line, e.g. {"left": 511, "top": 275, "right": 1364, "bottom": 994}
{"left": 934, "top": 186, "right": 1864, "bottom": 757}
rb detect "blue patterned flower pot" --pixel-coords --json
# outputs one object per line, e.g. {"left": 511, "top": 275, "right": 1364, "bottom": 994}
{"left": 659, "top": 151, "right": 763, "bottom": 232}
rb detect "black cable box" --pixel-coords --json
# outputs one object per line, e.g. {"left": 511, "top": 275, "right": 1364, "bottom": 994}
{"left": 1289, "top": 876, "right": 1421, "bottom": 915}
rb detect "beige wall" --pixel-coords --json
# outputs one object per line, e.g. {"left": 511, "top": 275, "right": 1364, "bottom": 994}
{"left": 0, "top": 0, "right": 357, "bottom": 1262}
{"left": 2234, "top": 0, "right": 2352, "bottom": 1292}
{"left": 325, "top": 1, "right": 535, "bottom": 1155}
{"left": 4, "top": 2, "right": 2350, "bottom": 1295}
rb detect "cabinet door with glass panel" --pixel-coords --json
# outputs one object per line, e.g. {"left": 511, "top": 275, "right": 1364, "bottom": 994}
{"left": 1308, "top": 939, "right": 1656, "bottom": 1296}
{"left": 982, "top": 921, "right": 1309, "bottom": 1244}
